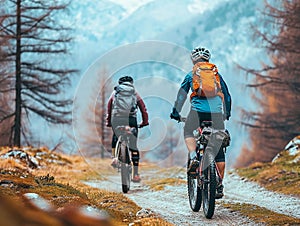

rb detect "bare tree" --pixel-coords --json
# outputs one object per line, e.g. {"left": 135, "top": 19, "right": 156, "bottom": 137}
{"left": 236, "top": 0, "right": 300, "bottom": 166}
{"left": 82, "top": 68, "right": 113, "bottom": 158}
{"left": 0, "top": 0, "right": 77, "bottom": 147}
{"left": 0, "top": 9, "right": 14, "bottom": 145}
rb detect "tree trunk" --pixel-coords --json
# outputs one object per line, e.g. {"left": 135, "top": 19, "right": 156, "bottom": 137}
{"left": 101, "top": 83, "right": 106, "bottom": 158}
{"left": 14, "top": 0, "right": 22, "bottom": 147}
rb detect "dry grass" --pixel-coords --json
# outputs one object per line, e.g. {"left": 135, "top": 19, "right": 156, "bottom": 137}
{"left": 141, "top": 166, "right": 186, "bottom": 191}
{"left": 222, "top": 202, "right": 300, "bottom": 225}
{"left": 224, "top": 149, "right": 300, "bottom": 225}
{"left": 144, "top": 177, "right": 186, "bottom": 191}
{"left": 0, "top": 146, "right": 173, "bottom": 226}
{"left": 236, "top": 150, "right": 300, "bottom": 197}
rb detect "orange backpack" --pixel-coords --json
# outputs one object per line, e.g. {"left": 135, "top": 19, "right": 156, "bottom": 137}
{"left": 190, "top": 62, "right": 223, "bottom": 100}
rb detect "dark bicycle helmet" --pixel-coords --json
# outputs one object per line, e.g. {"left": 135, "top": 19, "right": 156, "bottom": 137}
{"left": 191, "top": 47, "right": 211, "bottom": 61}
{"left": 118, "top": 75, "right": 134, "bottom": 84}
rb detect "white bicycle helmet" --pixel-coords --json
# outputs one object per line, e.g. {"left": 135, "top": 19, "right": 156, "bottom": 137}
{"left": 191, "top": 47, "right": 211, "bottom": 61}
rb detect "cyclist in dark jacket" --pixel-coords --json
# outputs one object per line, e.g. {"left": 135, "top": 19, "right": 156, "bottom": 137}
{"left": 106, "top": 76, "right": 149, "bottom": 183}
{"left": 170, "top": 47, "right": 231, "bottom": 198}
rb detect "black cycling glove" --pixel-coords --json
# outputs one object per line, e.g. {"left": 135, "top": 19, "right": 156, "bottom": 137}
{"left": 170, "top": 107, "right": 181, "bottom": 121}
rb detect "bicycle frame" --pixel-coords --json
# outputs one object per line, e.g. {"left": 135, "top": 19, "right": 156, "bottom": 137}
{"left": 114, "top": 133, "right": 130, "bottom": 169}
{"left": 187, "top": 119, "right": 229, "bottom": 219}
{"left": 197, "top": 141, "right": 223, "bottom": 187}
{"left": 114, "top": 125, "right": 137, "bottom": 164}
{"left": 113, "top": 126, "right": 137, "bottom": 193}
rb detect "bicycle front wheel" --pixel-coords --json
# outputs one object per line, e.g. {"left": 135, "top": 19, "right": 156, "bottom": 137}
{"left": 120, "top": 144, "right": 131, "bottom": 193}
{"left": 202, "top": 158, "right": 216, "bottom": 219}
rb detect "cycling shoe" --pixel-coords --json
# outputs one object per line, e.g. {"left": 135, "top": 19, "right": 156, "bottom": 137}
{"left": 187, "top": 157, "right": 199, "bottom": 174}
{"left": 215, "top": 184, "right": 224, "bottom": 199}
{"left": 132, "top": 174, "right": 141, "bottom": 183}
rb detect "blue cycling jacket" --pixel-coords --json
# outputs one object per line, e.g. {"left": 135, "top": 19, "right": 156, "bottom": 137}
{"left": 174, "top": 71, "right": 232, "bottom": 119}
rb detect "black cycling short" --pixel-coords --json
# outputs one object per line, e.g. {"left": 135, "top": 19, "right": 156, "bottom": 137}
{"left": 111, "top": 116, "right": 138, "bottom": 151}
{"left": 184, "top": 110, "right": 225, "bottom": 162}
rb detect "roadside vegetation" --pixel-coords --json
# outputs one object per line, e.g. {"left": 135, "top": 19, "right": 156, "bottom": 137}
{"left": 222, "top": 202, "right": 300, "bottom": 225}
{"left": 223, "top": 145, "right": 300, "bottom": 225}
{"left": 0, "top": 147, "right": 172, "bottom": 226}
{"left": 142, "top": 166, "right": 186, "bottom": 191}
{"left": 1, "top": 145, "right": 299, "bottom": 225}
{"left": 235, "top": 149, "right": 300, "bottom": 197}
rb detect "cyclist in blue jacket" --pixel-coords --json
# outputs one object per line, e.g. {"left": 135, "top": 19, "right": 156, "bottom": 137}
{"left": 170, "top": 47, "right": 231, "bottom": 198}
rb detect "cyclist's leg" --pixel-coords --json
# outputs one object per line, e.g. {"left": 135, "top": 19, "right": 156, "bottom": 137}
{"left": 184, "top": 110, "right": 200, "bottom": 173}
{"left": 184, "top": 109, "right": 200, "bottom": 152}
{"left": 110, "top": 133, "right": 119, "bottom": 168}
{"left": 210, "top": 112, "right": 225, "bottom": 180}
{"left": 210, "top": 112, "right": 226, "bottom": 198}
{"left": 111, "top": 133, "right": 118, "bottom": 157}
{"left": 128, "top": 116, "right": 140, "bottom": 181}
{"left": 184, "top": 111, "right": 211, "bottom": 153}
{"left": 215, "top": 145, "right": 225, "bottom": 196}
{"left": 111, "top": 116, "right": 128, "bottom": 168}
{"left": 215, "top": 146, "right": 225, "bottom": 180}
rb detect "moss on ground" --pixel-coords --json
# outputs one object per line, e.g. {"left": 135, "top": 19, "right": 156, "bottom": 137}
{"left": 222, "top": 202, "right": 300, "bottom": 225}
{"left": 236, "top": 151, "right": 300, "bottom": 197}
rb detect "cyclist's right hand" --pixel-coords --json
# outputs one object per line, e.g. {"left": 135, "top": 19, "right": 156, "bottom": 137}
{"left": 170, "top": 107, "right": 181, "bottom": 121}
{"left": 139, "top": 122, "right": 149, "bottom": 128}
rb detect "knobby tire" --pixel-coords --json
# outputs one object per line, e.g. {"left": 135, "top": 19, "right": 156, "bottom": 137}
{"left": 187, "top": 169, "right": 202, "bottom": 211}
{"left": 202, "top": 153, "right": 217, "bottom": 219}
{"left": 119, "top": 143, "right": 131, "bottom": 193}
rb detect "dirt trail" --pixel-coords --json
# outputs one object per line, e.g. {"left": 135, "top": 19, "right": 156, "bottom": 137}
{"left": 125, "top": 183, "right": 258, "bottom": 226}
{"left": 223, "top": 173, "right": 300, "bottom": 219}
{"left": 84, "top": 167, "right": 276, "bottom": 226}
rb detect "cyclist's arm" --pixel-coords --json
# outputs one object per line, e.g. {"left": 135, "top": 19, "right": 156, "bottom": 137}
{"left": 136, "top": 94, "right": 149, "bottom": 126}
{"left": 106, "top": 92, "right": 114, "bottom": 126}
{"left": 174, "top": 73, "right": 191, "bottom": 113}
{"left": 219, "top": 73, "right": 232, "bottom": 120}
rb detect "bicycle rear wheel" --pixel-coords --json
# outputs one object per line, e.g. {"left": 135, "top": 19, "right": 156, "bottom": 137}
{"left": 120, "top": 144, "right": 131, "bottom": 193}
{"left": 202, "top": 158, "right": 216, "bottom": 219}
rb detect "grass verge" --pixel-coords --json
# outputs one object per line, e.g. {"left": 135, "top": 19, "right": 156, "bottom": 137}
{"left": 235, "top": 150, "right": 300, "bottom": 197}
{"left": 0, "top": 147, "right": 173, "bottom": 226}
{"left": 222, "top": 202, "right": 300, "bottom": 225}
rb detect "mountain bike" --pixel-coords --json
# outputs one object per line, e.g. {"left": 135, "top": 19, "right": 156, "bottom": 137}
{"left": 113, "top": 125, "right": 137, "bottom": 193}
{"left": 180, "top": 118, "right": 230, "bottom": 219}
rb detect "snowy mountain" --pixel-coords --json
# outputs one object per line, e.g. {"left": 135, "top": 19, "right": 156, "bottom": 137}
{"left": 67, "top": 0, "right": 269, "bottom": 166}
{"left": 70, "top": 0, "right": 265, "bottom": 76}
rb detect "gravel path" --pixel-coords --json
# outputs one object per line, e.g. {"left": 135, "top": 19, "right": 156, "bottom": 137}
{"left": 85, "top": 167, "right": 300, "bottom": 225}
{"left": 223, "top": 172, "right": 300, "bottom": 219}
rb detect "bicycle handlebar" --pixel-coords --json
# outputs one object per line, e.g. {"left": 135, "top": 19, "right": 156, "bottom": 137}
{"left": 179, "top": 117, "right": 187, "bottom": 122}
{"left": 171, "top": 116, "right": 187, "bottom": 123}
{"left": 115, "top": 126, "right": 137, "bottom": 135}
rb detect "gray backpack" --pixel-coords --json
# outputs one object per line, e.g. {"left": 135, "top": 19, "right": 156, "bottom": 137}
{"left": 112, "top": 82, "right": 137, "bottom": 117}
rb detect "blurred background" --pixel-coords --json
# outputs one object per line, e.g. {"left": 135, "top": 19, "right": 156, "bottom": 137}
{"left": 1, "top": 0, "right": 298, "bottom": 169}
